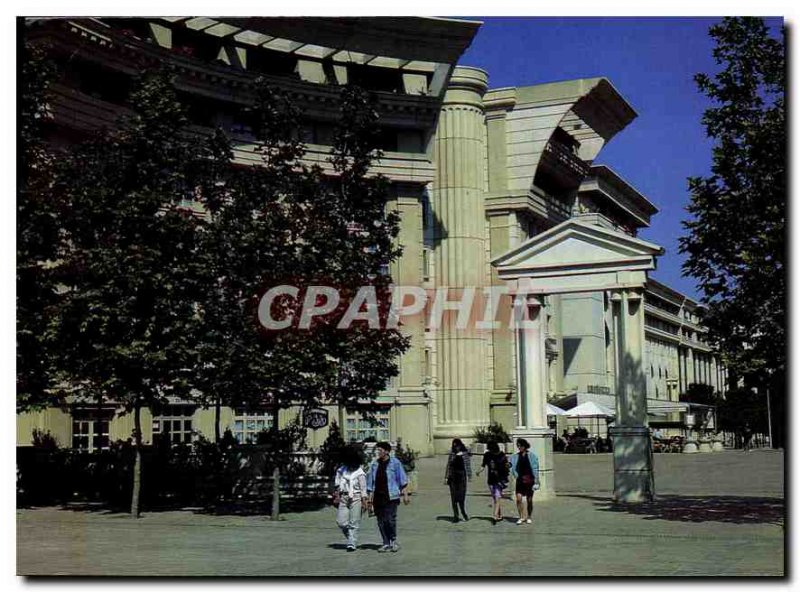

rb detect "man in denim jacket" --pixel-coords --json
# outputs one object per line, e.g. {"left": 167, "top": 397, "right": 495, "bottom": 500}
{"left": 366, "top": 441, "right": 409, "bottom": 552}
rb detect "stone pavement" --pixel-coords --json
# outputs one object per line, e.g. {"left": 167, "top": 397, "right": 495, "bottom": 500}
{"left": 17, "top": 449, "right": 784, "bottom": 576}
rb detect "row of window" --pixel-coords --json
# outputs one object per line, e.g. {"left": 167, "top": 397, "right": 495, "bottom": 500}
{"left": 644, "top": 315, "right": 679, "bottom": 335}
{"left": 70, "top": 406, "right": 391, "bottom": 451}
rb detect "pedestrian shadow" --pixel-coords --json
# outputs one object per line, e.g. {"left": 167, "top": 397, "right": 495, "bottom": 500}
{"left": 435, "top": 515, "right": 459, "bottom": 523}
{"left": 327, "top": 543, "right": 383, "bottom": 551}
{"left": 565, "top": 493, "right": 784, "bottom": 526}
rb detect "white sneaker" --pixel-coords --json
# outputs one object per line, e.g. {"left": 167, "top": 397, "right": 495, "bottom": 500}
{"left": 525, "top": 518, "right": 532, "bottom": 524}
{"left": 516, "top": 518, "right": 524, "bottom": 525}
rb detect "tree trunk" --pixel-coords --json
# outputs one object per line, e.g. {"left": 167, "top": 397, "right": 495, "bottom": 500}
{"left": 131, "top": 400, "right": 143, "bottom": 519}
{"left": 270, "top": 405, "right": 280, "bottom": 520}
{"left": 271, "top": 466, "right": 280, "bottom": 521}
{"left": 214, "top": 397, "right": 221, "bottom": 443}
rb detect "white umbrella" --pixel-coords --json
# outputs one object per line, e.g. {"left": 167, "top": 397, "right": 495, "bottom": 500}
{"left": 546, "top": 403, "right": 567, "bottom": 416}
{"left": 566, "top": 401, "right": 615, "bottom": 417}
{"left": 565, "top": 401, "right": 615, "bottom": 438}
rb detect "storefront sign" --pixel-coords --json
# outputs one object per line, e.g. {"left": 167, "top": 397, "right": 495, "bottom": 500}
{"left": 303, "top": 408, "right": 329, "bottom": 430}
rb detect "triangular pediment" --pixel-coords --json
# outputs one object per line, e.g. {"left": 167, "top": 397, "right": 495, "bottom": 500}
{"left": 492, "top": 219, "right": 663, "bottom": 292}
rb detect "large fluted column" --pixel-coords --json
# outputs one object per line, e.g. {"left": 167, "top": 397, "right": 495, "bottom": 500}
{"left": 431, "top": 66, "right": 490, "bottom": 453}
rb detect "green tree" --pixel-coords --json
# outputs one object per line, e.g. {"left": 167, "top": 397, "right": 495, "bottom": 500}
{"left": 680, "top": 383, "right": 719, "bottom": 407}
{"left": 714, "top": 386, "right": 768, "bottom": 441}
{"left": 680, "top": 18, "right": 785, "bottom": 386}
{"left": 18, "top": 42, "right": 61, "bottom": 412}
{"left": 192, "top": 82, "right": 409, "bottom": 439}
{"left": 49, "top": 71, "right": 212, "bottom": 517}
{"left": 190, "top": 82, "right": 309, "bottom": 440}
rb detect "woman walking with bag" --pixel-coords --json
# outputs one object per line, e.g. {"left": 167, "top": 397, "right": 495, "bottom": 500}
{"left": 476, "top": 441, "right": 509, "bottom": 524}
{"left": 510, "top": 438, "right": 539, "bottom": 525}
{"left": 443, "top": 438, "right": 471, "bottom": 522}
{"left": 333, "top": 446, "right": 367, "bottom": 551}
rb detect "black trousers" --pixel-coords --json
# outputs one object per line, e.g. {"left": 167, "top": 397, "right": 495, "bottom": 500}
{"left": 449, "top": 476, "right": 467, "bottom": 517}
{"left": 375, "top": 499, "right": 399, "bottom": 546}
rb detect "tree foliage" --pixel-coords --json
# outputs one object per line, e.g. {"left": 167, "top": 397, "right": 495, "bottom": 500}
{"left": 46, "top": 70, "right": 215, "bottom": 516}
{"left": 680, "top": 17, "right": 785, "bottom": 381}
{"left": 714, "top": 386, "right": 769, "bottom": 437}
{"left": 20, "top": 42, "right": 410, "bottom": 512}
{"left": 679, "top": 383, "right": 718, "bottom": 407}
{"left": 191, "top": 81, "right": 409, "bottom": 437}
{"left": 18, "top": 43, "right": 60, "bottom": 411}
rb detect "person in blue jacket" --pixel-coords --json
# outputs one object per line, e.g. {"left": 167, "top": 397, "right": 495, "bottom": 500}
{"left": 366, "top": 441, "right": 409, "bottom": 552}
{"left": 510, "top": 438, "right": 539, "bottom": 525}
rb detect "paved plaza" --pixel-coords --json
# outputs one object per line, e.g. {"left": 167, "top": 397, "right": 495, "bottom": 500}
{"left": 17, "top": 449, "right": 784, "bottom": 576}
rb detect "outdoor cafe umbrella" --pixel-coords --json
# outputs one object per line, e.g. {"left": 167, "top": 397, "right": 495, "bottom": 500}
{"left": 546, "top": 403, "right": 567, "bottom": 416}
{"left": 565, "top": 401, "right": 615, "bottom": 437}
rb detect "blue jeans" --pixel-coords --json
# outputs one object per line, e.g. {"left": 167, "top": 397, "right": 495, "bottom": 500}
{"left": 375, "top": 499, "right": 399, "bottom": 546}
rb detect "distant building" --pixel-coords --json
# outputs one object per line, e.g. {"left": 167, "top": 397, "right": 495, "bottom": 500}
{"left": 18, "top": 17, "right": 725, "bottom": 455}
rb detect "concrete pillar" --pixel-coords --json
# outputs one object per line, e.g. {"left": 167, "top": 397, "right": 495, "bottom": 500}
{"left": 431, "top": 66, "right": 489, "bottom": 452}
{"left": 609, "top": 288, "right": 654, "bottom": 503}
{"left": 512, "top": 295, "right": 555, "bottom": 499}
{"left": 687, "top": 347, "right": 695, "bottom": 388}
{"left": 484, "top": 88, "right": 516, "bottom": 193}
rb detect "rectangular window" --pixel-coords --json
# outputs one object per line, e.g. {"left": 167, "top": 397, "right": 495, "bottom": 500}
{"left": 423, "top": 347, "right": 432, "bottom": 383}
{"left": 344, "top": 408, "right": 391, "bottom": 443}
{"left": 152, "top": 405, "right": 196, "bottom": 445}
{"left": 232, "top": 409, "right": 274, "bottom": 443}
{"left": 71, "top": 410, "right": 112, "bottom": 452}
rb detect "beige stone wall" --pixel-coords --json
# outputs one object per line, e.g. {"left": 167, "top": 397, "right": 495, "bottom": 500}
{"left": 17, "top": 408, "right": 71, "bottom": 447}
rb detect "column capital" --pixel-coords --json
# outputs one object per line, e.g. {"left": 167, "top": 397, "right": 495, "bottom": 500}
{"left": 443, "top": 66, "right": 488, "bottom": 109}
{"left": 512, "top": 292, "right": 545, "bottom": 311}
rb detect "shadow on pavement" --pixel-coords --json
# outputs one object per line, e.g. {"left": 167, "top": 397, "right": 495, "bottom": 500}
{"left": 565, "top": 493, "right": 784, "bottom": 526}
{"left": 328, "top": 543, "right": 383, "bottom": 551}
{"left": 435, "top": 515, "right": 459, "bottom": 523}
{"left": 55, "top": 502, "right": 130, "bottom": 515}
{"left": 53, "top": 499, "right": 330, "bottom": 517}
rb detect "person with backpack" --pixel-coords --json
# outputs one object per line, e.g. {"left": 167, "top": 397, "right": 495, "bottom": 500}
{"left": 443, "top": 438, "right": 471, "bottom": 522}
{"left": 476, "top": 441, "right": 509, "bottom": 524}
{"left": 510, "top": 438, "right": 539, "bottom": 525}
{"left": 333, "top": 445, "right": 368, "bottom": 551}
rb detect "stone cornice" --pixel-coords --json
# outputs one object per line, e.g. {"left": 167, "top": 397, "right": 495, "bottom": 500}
{"left": 484, "top": 189, "right": 570, "bottom": 225}
{"left": 30, "top": 19, "right": 444, "bottom": 128}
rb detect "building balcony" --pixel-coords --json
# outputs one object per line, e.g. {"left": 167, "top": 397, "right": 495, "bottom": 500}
{"left": 535, "top": 139, "right": 590, "bottom": 195}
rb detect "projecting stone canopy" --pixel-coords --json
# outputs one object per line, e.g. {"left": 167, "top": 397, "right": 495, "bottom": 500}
{"left": 492, "top": 218, "right": 664, "bottom": 295}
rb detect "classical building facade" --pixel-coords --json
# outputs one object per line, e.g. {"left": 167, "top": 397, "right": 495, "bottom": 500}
{"left": 18, "top": 17, "right": 726, "bottom": 457}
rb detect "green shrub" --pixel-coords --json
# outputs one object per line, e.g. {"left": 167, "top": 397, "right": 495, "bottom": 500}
{"left": 31, "top": 428, "right": 59, "bottom": 450}
{"left": 394, "top": 441, "right": 418, "bottom": 473}
{"left": 472, "top": 422, "right": 510, "bottom": 445}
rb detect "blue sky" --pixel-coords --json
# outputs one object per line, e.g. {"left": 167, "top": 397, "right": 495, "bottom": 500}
{"left": 457, "top": 17, "right": 766, "bottom": 301}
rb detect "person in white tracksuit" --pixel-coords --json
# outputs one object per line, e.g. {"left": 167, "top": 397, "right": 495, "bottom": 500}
{"left": 333, "top": 446, "right": 368, "bottom": 551}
